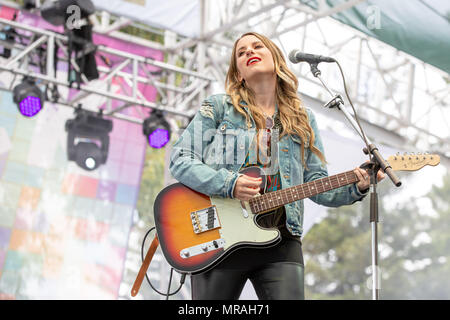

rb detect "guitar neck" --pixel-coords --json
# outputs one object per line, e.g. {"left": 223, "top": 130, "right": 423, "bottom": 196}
{"left": 249, "top": 170, "right": 359, "bottom": 214}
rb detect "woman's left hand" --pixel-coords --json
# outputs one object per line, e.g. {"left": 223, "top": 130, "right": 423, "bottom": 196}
{"left": 353, "top": 167, "right": 385, "bottom": 192}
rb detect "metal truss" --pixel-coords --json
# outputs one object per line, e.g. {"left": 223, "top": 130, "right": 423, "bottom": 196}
{"left": 0, "top": 9, "right": 215, "bottom": 130}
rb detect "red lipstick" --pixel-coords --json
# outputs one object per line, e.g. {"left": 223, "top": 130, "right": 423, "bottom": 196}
{"left": 246, "top": 57, "right": 261, "bottom": 66}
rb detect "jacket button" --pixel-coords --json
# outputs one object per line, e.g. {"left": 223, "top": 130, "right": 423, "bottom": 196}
{"left": 284, "top": 175, "right": 289, "bottom": 179}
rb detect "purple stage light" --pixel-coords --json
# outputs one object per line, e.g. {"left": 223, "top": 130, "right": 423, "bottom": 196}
{"left": 13, "top": 77, "right": 44, "bottom": 117}
{"left": 143, "top": 110, "right": 171, "bottom": 149}
{"left": 19, "top": 96, "right": 42, "bottom": 117}
{"left": 148, "top": 128, "right": 170, "bottom": 148}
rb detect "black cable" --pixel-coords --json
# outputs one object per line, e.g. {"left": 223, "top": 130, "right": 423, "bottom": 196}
{"left": 165, "top": 267, "right": 174, "bottom": 300}
{"left": 334, "top": 59, "right": 373, "bottom": 162}
{"left": 140, "top": 226, "right": 186, "bottom": 298}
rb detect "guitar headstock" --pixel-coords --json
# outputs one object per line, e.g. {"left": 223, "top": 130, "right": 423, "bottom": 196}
{"left": 388, "top": 153, "right": 440, "bottom": 171}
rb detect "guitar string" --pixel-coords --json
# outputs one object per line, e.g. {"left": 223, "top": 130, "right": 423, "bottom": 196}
{"left": 249, "top": 170, "right": 359, "bottom": 214}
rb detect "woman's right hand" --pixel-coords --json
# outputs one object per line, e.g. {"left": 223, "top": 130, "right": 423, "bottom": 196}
{"left": 233, "top": 175, "right": 262, "bottom": 201}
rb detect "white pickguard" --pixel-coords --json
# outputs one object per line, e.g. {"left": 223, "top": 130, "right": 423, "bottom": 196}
{"left": 210, "top": 197, "right": 279, "bottom": 250}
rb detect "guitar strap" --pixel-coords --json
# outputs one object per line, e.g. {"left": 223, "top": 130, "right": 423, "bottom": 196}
{"left": 131, "top": 234, "right": 159, "bottom": 297}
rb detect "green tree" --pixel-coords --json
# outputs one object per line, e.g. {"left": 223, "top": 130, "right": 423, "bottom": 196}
{"left": 135, "top": 146, "right": 166, "bottom": 225}
{"left": 304, "top": 170, "right": 450, "bottom": 300}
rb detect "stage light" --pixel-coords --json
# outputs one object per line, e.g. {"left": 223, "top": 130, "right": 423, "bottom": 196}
{"left": 65, "top": 109, "right": 113, "bottom": 171}
{"left": 73, "top": 140, "right": 103, "bottom": 170}
{"left": 143, "top": 110, "right": 171, "bottom": 149}
{"left": 13, "top": 77, "right": 44, "bottom": 117}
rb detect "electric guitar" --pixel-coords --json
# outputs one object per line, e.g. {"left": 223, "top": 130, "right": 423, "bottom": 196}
{"left": 153, "top": 153, "right": 440, "bottom": 274}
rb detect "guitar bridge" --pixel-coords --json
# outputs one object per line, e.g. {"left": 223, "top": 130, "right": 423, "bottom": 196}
{"left": 190, "top": 206, "right": 220, "bottom": 234}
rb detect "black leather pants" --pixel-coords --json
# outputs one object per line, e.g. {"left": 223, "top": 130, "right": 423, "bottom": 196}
{"left": 191, "top": 261, "right": 305, "bottom": 300}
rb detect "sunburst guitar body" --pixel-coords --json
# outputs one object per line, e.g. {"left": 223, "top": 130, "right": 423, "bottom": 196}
{"left": 154, "top": 166, "right": 279, "bottom": 274}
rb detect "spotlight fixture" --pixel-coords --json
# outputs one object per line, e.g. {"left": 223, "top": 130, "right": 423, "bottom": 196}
{"left": 143, "top": 110, "right": 171, "bottom": 149}
{"left": 65, "top": 109, "right": 113, "bottom": 171}
{"left": 13, "top": 77, "right": 44, "bottom": 117}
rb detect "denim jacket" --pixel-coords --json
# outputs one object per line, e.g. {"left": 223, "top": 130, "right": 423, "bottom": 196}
{"left": 169, "top": 94, "right": 367, "bottom": 237}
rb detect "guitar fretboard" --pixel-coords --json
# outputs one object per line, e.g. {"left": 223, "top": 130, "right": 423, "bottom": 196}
{"left": 248, "top": 170, "right": 359, "bottom": 214}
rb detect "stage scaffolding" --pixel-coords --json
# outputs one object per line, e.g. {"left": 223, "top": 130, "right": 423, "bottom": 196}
{"left": 0, "top": 13, "right": 215, "bottom": 129}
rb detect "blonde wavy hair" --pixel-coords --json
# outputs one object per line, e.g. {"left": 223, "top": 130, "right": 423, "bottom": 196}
{"left": 225, "top": 32, "right": 325, "bottom": 166}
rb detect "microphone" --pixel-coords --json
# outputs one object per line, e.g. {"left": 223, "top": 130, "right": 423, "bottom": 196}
{"left": 288, "top": 50, "right": 335, "bottom": 64}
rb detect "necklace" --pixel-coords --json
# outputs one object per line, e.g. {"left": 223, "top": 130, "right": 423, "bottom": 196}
{"left": 261, "top": 109, "right": 275, "bottom": 129}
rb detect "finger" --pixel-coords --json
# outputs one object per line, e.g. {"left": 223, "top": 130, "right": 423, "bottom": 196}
{"left": 354, "top": 169, "right": 363, "bottom": 179}
{"left": 354, "top": 169, "right": 366, "bottom": 182}
{"left": 240, "top": 179, "right": 262, "bottom": 188}
{"left": 360, "top": 168, "right": 369, "bottom": 181}
{"left": 240, "top": 186, "right": 261, "bottom": 195}
{"left": 242, "top": 175, "right": 262, "bottom": 182}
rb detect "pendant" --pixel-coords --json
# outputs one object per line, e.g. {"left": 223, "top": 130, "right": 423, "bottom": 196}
{"left": 265, "top": 116, "right": 274, "bottom": 129}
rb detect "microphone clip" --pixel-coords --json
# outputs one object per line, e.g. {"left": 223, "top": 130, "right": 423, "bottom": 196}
{"left": 309, "top": 63, "right": 321, "bottom": 77}
{"left": 323, "top": 94, "right": 344, "bottom": 110}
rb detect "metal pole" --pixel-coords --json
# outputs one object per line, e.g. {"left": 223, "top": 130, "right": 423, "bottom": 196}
{"left": 46, "top": 35, "right": 55, "bottom": 78}
{"left": 371, "top": 222, "right": 379, "bottom": 300}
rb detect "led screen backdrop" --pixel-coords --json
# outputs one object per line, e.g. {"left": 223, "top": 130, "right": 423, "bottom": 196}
{"left": 0, "top": 8, "right": 163, "bottom": 299}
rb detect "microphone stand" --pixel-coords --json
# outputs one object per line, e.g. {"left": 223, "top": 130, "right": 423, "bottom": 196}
{"left": 307, "top": 62, "right": 402, "bottom": 300}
